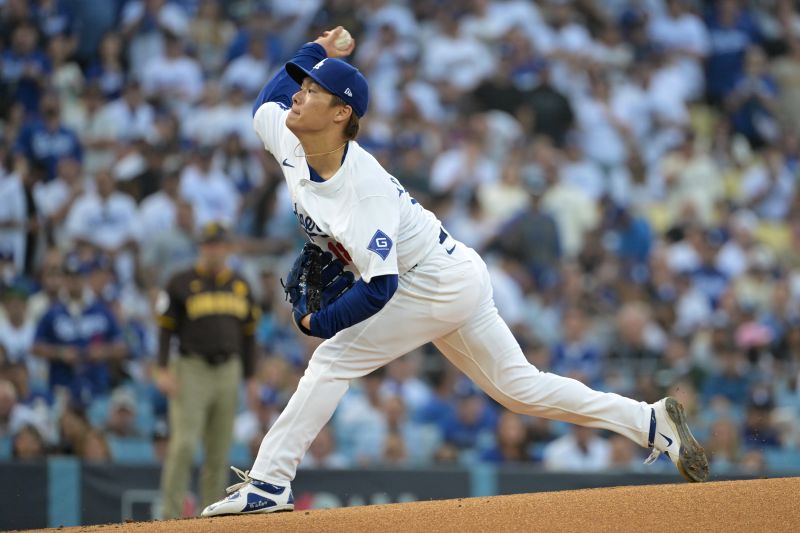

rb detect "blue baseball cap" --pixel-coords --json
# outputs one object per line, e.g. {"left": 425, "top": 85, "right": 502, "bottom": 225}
{"left": 285, "top": 57, "right": 369, "bottom": 118}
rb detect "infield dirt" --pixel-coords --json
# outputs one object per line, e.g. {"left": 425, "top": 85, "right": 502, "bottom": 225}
{"left": 24, "top": 477, "right": 800, "bottom": 532}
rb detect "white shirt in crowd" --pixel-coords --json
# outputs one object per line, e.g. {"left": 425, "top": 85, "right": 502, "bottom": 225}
{"left": 429, "top": 147, "right": 498, "bottom": 195}
{"left": 574, "top": 95, "right": 629, "bottom": 170}
{"left": 0, "top": 316, "right": 34, "bottom": 367}
{"left": 141, "top": 54, "right": 204, "bottom": 104}
{"left": 221, "top": 54, "right": 270, "bottom": 96}
{"left": 179, "top": 165, "right": 240, "bottom": 229}
{"left": 121, "top": 1, "right": 189, "bottom": 78}
{"left": 421, "top": 32, "right": 494, "bottom": 90}
{"left": 138, "top": 191, "right": 178, "bottom": 237}
{"left": 740, "top": 162, "right": 796, "bottom": 221}
{"left": 648, "top": 10, "right": 710, "bottom": 100}
{"left": 0, "top": 172, "right": 26, "bottom": 273}
{"left": 542, "top": 431, "right": 612, "bottom": 472}
{"left": 100, "top": 97, "right": 155, "bottom": 142}
{"left": 33, "top": 176, "right": 89, "bottom": 246}
{"left": 65, "top": 191, "right": 141, "bottom": 251}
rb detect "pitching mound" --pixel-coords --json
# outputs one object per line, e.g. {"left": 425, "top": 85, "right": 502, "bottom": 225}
{"left": 27, "top": 477, "right": 799, "bottom": 532}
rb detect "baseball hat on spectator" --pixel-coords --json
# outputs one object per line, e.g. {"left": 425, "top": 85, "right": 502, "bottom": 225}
{"left": 285, "top": 57, "right": 369, "bottom": 117}
{"left": 110, "top": 388, "right": 137, "bottom": 414}
{"left": 199, "top": 221, "right": 231, "bottom": 244}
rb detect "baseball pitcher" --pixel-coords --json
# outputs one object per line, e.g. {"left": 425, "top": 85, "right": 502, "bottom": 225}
{"left": 201, "top": 27, "right": 708, "bottom": 517}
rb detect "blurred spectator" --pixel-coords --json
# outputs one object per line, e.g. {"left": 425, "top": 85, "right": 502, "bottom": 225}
{"left": 300, "top": 425, "right": 349, "bottom": 469}
{"left": 379, "top": 352, "right": 431, "bottom": 418}
{"left": 726, "top": 45, "right": 779, "bottom": 148}
{"left": 430, "top": 132, "right": 497, "bottom": 203}
{"left": 439, "top": 382, "right": 496, "bottom": 451}
{"left": 1, "top": 22, "right": 50, "bottom": 115}
{"left": 221, "top": 36, "right": 270, "bottom": 97}
{"left": 742, "top": 387, "right": 781, "bottom": 449}
{"left": 64, "top": 168, "right": 140, "bottom": 282}
{"left": 648, "top": 0, "right": 710, "bottom": 102}
{"left": 77, "top": 428, "right": 111, "bottom": 462}
{"left": 706, "top": 417, "right": 742, "bottom": 472}
{"left": 54, "top": 403, "right": 90, "bottom": 455}
{"left": 485, "top": 171, "right": 560, "bottom": 287}
{"left": 15, "top": 92, "right": 81, "bottom": 183}
{"left": 12, "top": 423, "right": 46, "bottom": 460}
{"left": 716, "top": 210, "right": 758, "bottom": 279}
{"left": 103, "top": 387, "right": 140, "bottom": 438}
{"left": 141, "top": 200, "right": 198, "bottom": 287}
{"left": 138, "top": 170, "right": 181, "bottom": 237}
{"left": 422, "top": 12, "right": 494, "bottom": 91}
{"left": 217, "top": 132, "right": 265, "bottom": 194}
{"left": 85, "top": 33, "right": 126, "bottom": 100}
{"left": 0, "top": 379, "right": 38, "bottom": 438}
{"left": 542, "top": 425, "right": 611, "bottom": 472}
{"left": 739, "top": 145, "right": 795, "bottom": 222}
{"left": 189, "top": 0, "right": 236, "bottom": 77}
{"left": 335, "top": 368, "right": 387, "bottom": 465}
{"left": 549, "top": 307, "right": 603, "bottom": 387}
{"left": 0, "top": 153, "right": 27, "bottom": 274}
{"left": 705, "top": 0, "right": 761, "bottom": 105}
{"left": 608, "top": 302, "right": 667, "bottom": 380}
{"left": 141, "top": 32, "right": 203, "bottom": 113}
{"left": 658, "top": 130, "right": 724, "bottom": 227}
{"left": 31, "top": 253, "right": 127, "bottom": 405}
{"left": 0, "top": 282, "right": 35, "bottom": 371}
{"left": 26, "top": 248, "right": 62, "bottom": 324}
{"left": 607, "top": 434, "right": 641, "bottom": 470}
{"left": 34, "top": 156, "right": 85, "bottom": 246}
{"left": 702, "top": 345, "right": 751, "bottom": 404}
{"left": 479, "top": 410, "right": 530, "bottom": 464}
{"left": 65, "top": 84, "right": 117, "bottom": 177}
{"left": 234, "top": 385, "right": 280, "bottom": 446}
{"left": 100, "top": 81, "right": 155, "bottom": 143}
{"left": 121, "top": 0, "right": 189, "bottom": 79}
{"left": 47, "top": 33, "right": 83, "bottom": 120}
{"left": 179, "top": 145, "right": 240, "bottom": 228}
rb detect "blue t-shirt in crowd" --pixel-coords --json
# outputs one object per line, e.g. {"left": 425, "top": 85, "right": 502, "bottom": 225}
{"left": 15, "top": 119, "right": 82, "bottom": 181}
{"left": 0, "top": 50, "right": 51, "bottom": 113}
{"left": 705, "top": 7, "right": 761, "bottom": 100}
{"left": 34, "top": 299, "right": 122, "bottom": 403}
{"left": 440, "top": 401, "right": 498, "bottom": 449}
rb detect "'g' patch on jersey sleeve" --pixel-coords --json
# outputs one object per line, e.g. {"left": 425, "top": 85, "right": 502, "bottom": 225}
{"left": 341, "top": 196, "right": 400, "bottom": 283}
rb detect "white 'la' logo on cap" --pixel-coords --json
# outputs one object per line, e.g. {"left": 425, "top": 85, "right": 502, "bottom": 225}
{"left": 344, "top": 88, "right": 353, "bottom": 97}
{"left": 313, "top": 59, "right": 327, "bottom": 70}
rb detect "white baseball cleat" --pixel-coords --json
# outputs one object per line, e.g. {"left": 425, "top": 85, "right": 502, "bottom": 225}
{"left": 645, "top": 397, "right": 709, "bottom": 482}
{"left": 201, "top": 467, "right": 294, "bottom": 517}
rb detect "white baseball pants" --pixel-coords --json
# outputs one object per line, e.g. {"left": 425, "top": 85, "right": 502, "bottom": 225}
{"left": 250, "top": 239, "right": 651, "bottom": 484}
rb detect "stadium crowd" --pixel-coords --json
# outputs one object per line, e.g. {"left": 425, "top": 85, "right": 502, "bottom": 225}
{"left": 1, "top": 0, "right": 800, "bottom": 477}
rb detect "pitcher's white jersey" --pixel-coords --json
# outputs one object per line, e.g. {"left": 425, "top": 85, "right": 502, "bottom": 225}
{"left": 253, "top": 101, "right": 442, "bottom": 282}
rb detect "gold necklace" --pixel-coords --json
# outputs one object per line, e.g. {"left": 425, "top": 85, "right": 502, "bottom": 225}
{"left": 293, "top": 141, "right": 348, "bottom": 159}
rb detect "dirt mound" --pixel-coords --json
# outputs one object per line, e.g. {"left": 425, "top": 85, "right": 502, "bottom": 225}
{"left": 27, "top": 477, "right": 800, "bottom": 532}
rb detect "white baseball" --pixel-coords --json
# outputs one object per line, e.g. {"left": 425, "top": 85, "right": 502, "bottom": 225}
{"left": 334, "top": 29, "right": 353, "bottom": 50}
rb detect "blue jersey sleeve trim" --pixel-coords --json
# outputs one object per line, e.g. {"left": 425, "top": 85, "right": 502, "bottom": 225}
{"left": 310, "top": 273, "right": 399, "bottom": 339}
{"left": 252, "top": 43, "right": 327, "bottom": 116}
